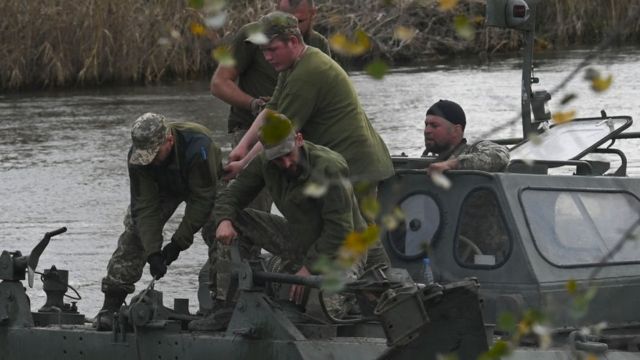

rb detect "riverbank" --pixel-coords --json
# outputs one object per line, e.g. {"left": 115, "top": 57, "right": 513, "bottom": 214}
{"left": 1, "top": 0, "right": 638, "bottom": 91}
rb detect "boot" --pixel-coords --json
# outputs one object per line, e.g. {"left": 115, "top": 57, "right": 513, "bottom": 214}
{"left": 188, "top": 304, "right": 234, "bottom": 331}
{"left": 93, "top": 291, "right": 127, "bottom": 331}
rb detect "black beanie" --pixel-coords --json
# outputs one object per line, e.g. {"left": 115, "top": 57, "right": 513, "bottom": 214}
{"left": 426, "top": 99, "right": 466, "bottom": 129}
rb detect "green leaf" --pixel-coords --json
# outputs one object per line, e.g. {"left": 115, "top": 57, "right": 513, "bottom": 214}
{"left": 479, "top": 340, "right": 511, "bottom": 360}
{"left": 454, "top": 15, "right": 475, "bottom": 41}
{"left": 189, "top": 0, "right": 204, "bottom": 9}
{"left": 497, "top": 312, "right": 517, "bottom": 333}
{"left": 260, "top": 111, "right": 293, "bottom": 145}
{"left": 360, "top": 195, "right": 381, "bottom": 221}
{"left": 365, "top": 59, "right": 389, "bottom": 80}
{"left": 565, "top": 278, "right": 578, "bottom": 295}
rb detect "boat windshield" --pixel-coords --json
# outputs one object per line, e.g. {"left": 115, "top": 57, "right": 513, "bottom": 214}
{"left": 521, "top": 189, "right": 640, "bottom": 266}
{"left": 510, "top": 117, "right": 630, "bottom": 161}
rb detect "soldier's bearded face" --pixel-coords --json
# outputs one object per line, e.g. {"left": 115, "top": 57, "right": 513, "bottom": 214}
{"left": 273, "top": 147, "right": 302, "bottom": 177}
{"left": 424, "top": 115, "right": 457, "bottom": 154}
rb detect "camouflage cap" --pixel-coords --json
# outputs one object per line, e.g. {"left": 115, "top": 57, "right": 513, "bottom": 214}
{"left": 246, "top": 11, "right": 300, "bottom": 44}
{"left": 129, "top": 113, "right": 168, "bottom": 166}
{"left": 259, "top": 111, "right": 296, "bottom": 160}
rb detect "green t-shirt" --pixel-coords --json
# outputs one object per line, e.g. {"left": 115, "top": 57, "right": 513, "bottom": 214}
{"left": 266, "top": 47, "right": 394, "bottom": 182}
{"left": 226, "top": 24, "right": 331, "bottom": 133}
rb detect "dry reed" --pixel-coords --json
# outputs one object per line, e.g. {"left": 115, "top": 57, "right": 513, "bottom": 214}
{"left": 1, "top": 0, "right": 638, "bottom": 90}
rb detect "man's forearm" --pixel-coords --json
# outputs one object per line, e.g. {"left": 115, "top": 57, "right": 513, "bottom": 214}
{"left": 234, "top": 109, "right": 267, "bottom": 155}
{"left": 210, "top": 75, "right": 253, "bottom": 110}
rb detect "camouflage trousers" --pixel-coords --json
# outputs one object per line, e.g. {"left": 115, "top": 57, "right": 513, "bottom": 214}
{"left": 215, "top": 209, "right": 366, "bottom": 316}
{"left": 101, "top": 198, "right": 214, "bottom": 299}
{"left": 354, "top": 183, "right": 391, "bottom": 271}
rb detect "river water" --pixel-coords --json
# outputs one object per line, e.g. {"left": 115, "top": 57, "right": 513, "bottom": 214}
{"left": 1, "top": 48, "right": 639, "bottom": 316}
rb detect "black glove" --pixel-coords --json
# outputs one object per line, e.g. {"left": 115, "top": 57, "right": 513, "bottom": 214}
{"left": 161, "top": 240, "right": 181, "bottom": 266}
{"left": 147, "top": 252, "right": 167, "bottom": 279}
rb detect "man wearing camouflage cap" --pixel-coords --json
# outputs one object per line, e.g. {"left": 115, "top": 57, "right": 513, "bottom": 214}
{"left": 189, "top": 112, "right": 367, "bottom": 331}
{"left": 94, "top": 113, "right": 222, "bottom": 331}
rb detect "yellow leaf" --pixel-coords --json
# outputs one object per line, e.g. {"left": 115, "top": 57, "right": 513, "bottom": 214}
{"left": 438, "top": 0, "right": 458, "bottom": 11}
{"left": 566, "top": 279, "right": 578, "bottom": 295}
{"left": 591, "top": 74, "right": 613, "bottom": 92}
{"left": 517, "top": 320, "right": 530, "bottom": 335}
{"left": 212, "top": 46, "right": 236, "bottom": 67}
{"left": 552, "top": 110, "right": 576, "bottom": 124}
{"left": 393, "top": 25, "right": 417, "bottom": 42}
{"left": 585, "top": 355, "right": 599, "bottom": 360}
{"left": 190, "top": 22, "right": 206, "bottom": 36}
{"left": 343, "top": 232, "right": 369, "bottom": 254}
{"left": 329, "top": 30, "right": 372, "bottom": 57}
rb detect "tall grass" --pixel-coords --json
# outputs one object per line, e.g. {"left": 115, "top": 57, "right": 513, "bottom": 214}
{"left": 0, "top": 0, "right": 214, "bottom": 90}
{"left": 1, "top": 0, "right": 639, "bottom": 90}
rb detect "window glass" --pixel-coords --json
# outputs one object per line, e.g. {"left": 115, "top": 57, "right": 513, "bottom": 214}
{"left": 521, "top": 190, "right": 640, "bottom": 266}
{"left": 387, "top": 193, "right": 440, "bottom": 258}
{"left": 456, "top": 190, "right": 510, "bottom": 266}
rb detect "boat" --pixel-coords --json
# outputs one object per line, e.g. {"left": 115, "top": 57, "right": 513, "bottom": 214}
{"left": 2, "top": 1, "right": 640, "bottom": 359}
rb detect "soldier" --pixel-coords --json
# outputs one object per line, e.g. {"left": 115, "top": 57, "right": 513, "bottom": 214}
{"left": 421, "top": 99, "right": 510, "bottom": 263}
{"left": 94, "top": 113, "right": 222, "bottom": 331}
{"left": 422, "top": 99, "right": 510, "bottom": 172}
{"left": 222, "top": 11, "right": 394, "bottom": 271}
{"left": 189, "top": 114, "right": 367, "bottom": 331}
{"left": 211, "top": 0, "right": 330, "bottom": 146}
{"left": 199, "top": 1, "right": 332, "bottom": 313}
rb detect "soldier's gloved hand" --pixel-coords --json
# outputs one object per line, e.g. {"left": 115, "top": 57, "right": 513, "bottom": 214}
{"left": 147, "top": 252, "right": 167, "bottom": 279}
{"left": 161, "top": 240, "right": 181, "bottom": 266}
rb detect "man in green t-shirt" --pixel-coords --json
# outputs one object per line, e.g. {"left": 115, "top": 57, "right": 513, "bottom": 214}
{"left": 210, "top": 0, "right": 330, "bottom": 142}
{"left": 222, "top": 11, "right": 394, "bottom": 269}
{"left": 200, "top": 0, "right": 331, "bottom": 314}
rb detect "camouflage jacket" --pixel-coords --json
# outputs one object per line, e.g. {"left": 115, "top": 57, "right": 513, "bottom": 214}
{"left": 214, "top": 142, "right": 366, "bottom": 268}
{"left": 128, "top": 122, "right": 222, "bottom": 257}
{"left": 423, "top": 139, "right": 510, "bottom": 172}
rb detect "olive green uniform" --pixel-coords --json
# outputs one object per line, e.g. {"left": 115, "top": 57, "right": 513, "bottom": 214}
{"left": 101, "top": 122, "right": 222, "bottom": 295}
{"left": 214, "top": 142, "right": 366, "bottom": 300}
{"left": 266, "top": 47, "right": 393, "bottom": 183}
{"left": 226, "top": 24, "right": 331, "bottom": 133}
{"left": 265, "top": 47, "right": 394, "bottom": 267}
